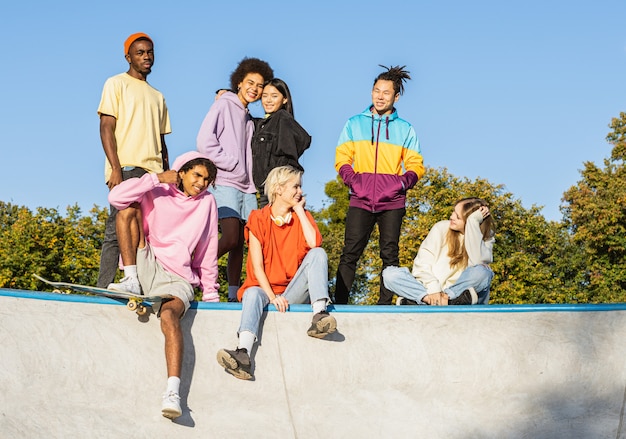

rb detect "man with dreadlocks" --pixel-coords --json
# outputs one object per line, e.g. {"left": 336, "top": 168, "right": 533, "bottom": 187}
{"left": 334, "top": 65, "right": 425, "bottom": 305}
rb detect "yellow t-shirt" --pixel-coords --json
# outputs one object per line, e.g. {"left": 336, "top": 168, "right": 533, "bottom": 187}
{"left": 97, "top": 73, "right": 171, "bottom": 182}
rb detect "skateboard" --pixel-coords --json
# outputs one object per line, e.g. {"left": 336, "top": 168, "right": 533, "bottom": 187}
{"left": 33, "top": 274, "right": 173, "bottom": 316}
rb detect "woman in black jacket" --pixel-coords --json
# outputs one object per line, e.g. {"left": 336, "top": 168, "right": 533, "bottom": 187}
{"left": 251, "top": 78, "right": 311, "bottom": 207}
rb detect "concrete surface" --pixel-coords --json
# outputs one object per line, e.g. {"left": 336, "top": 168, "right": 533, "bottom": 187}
{"left": 1, "top": 289, "right": 626, "bottom": 439}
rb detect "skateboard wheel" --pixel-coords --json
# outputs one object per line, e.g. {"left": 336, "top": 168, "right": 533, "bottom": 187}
{"left": 136, "top": 306, "right": 147, "bottom": 316}
{"left": 127, "top": 300, "right": 138, "bottom": 311}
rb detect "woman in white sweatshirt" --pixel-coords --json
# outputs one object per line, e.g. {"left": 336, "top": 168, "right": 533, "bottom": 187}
{"left": 383, "top": 197, "right": 495, "bottom": 305}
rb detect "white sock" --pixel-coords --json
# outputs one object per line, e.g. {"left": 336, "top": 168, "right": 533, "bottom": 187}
{"left": 124, "top": 265, "right": 137, "bottom": 278}
{"left": 166, "top": 376, "right": 180, "bottom": 394}
{"left": 228, "top": 285, "right": 239, "bottom": 300}
{"left": 237, "top": 331, "right": 255, "bottom": 353}
{"left": 312, "top": 299, "right": 327, "bottom": 315}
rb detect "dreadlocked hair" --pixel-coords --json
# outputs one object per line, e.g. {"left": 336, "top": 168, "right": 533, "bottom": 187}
{"left": 375, "top": 65, "right": 411, "bottom": 95}
{"left": 446, "top": 197, "right": 496, "bottom": 269}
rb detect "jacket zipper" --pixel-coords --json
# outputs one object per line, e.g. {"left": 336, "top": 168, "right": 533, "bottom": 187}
{"left": 372, "top": 116, "right": 383, "bottom": 212}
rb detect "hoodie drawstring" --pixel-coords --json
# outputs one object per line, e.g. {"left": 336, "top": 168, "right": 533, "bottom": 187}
{"left": 371, "top": 114, "right": 391, "bottom": 144}
{"left": 385, "top": 116, "right": 389, "bottom": 140}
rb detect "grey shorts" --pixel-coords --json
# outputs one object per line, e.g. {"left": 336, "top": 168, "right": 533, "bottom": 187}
{"left": 209, "top": 185, "right": 257, "bottom": 221}
{"left": 136, "top": 243, "right": 195, "bottom": 316}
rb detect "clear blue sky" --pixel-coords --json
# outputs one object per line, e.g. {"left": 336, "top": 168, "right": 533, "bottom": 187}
{"left": 1, "top": 1, "right": 624, "bottom": 221}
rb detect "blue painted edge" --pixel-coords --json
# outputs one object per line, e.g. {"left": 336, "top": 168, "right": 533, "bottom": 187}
{"left": 4, "top": 288, "right": 626, "bottom": 313}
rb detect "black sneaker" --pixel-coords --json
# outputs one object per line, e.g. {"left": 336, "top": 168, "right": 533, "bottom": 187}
{"left": 449, "top": 288, "right": 478, "bottom": 305}
{"left": 396, "top": 296, "right": 419, "bottom": 305}
{"left": 216, "top": 348, "right": 252, "bottom": 380}
{"left": 307, "top": 311, "right": 337, "bottom": 339}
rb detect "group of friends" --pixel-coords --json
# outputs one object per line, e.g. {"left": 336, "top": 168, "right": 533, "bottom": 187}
{"left": 95, "top": 33, "right": 497, "bottom": 420}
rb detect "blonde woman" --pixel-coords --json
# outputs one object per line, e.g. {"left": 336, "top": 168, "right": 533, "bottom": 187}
{"left": 217, "top": 166, "right": 336, "bottom": 380}
{"left": 383, "top": 197, "right": 495, "bottom": 305}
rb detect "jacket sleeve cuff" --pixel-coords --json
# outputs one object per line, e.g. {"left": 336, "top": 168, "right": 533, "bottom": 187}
{"left": 150, "top": 173, "right": 161, "bottom": 186}
{"left": 202, "top": 291, "right": 220, "bottom": 302}
{"left": 401, "top": 171, "right": 418, "bottom": 189}
{"left": 338, "top": 164, "right": 355, "bottom": 185}
{"left": 468, "top": 209, "right": 485, "bottom": 224}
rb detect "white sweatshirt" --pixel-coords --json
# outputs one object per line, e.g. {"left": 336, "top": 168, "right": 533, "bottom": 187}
{"left": 411, "top": 210, "right": 494, "bottom": 293}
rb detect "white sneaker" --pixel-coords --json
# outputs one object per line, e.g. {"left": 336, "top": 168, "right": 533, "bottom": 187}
{"left": 161, "top": 391, "right": 182, "bottom": 419}
{"left": 107, "top": 276, "right": 141, "bottom": 295}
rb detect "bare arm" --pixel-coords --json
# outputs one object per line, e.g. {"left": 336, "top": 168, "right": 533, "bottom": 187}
{"left": 292, "top": 197, "right": 318, "bottom": 248}
{"left": 100, "top": 114, "right": 122, "bottom": 189}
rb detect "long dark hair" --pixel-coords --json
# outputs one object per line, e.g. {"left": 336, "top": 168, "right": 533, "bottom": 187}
{"left": 263, "top": 78, "right": 295, "bottom": 117}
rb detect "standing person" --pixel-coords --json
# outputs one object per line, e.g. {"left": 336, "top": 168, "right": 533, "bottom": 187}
{"left": 252, "top": 78, "right": 311, "bottom": 207}
{"left": 382, "top": 198, "right": 495, "bottom": 306}
{"left": 197, "top": 57, "right": 274, "bottom": 302}
{"left": 96, "top": 32, "right": 171, "bottom": 288}
{"left": 333, "top": 65, "right": 425, "bottom": 305}
{"left": 216, "top": 166, "right": 337, "bottom": 380}
{"left": 108, "top": 151, "right": 220, "bottom": 419}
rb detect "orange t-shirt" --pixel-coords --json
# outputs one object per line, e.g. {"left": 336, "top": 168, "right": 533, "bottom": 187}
{"left": 237, "top": 205, "right": 322, "bottom": 301}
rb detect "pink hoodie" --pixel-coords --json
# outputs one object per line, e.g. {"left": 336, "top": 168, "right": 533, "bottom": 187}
{"left": 109, "top": 151, "right": 220, "bottom": 301}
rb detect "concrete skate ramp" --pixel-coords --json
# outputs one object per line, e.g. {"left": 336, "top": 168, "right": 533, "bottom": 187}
{"left": 2, "top": 289, "right": 626, "bottom": 439}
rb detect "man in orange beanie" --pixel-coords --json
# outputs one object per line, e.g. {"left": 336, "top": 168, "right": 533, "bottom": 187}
{"left": 96, "top": 33, "right": 171, "bottom": 300}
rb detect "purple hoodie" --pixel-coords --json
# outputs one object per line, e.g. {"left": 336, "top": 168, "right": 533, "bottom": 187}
{"left": 196, "top": 91, "right": 256, "bottom": 193}
{"left": 109, "top": 151, "right": 220, "bottom": 302}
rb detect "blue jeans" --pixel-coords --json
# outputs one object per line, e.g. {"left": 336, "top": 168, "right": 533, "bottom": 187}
{"left": 238, "top": 247, "right": 330, "bottom": 338}
{"left": 382, "top": 264, "right": 493, "bottom": 304}
{"left": 209, "top": 185, "right": 257, "bottom": 221}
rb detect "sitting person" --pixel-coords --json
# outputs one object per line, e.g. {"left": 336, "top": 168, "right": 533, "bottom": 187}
{"left": 108, "top": 151, "right": 220, "bottom": 419}
{"left": 383, "top": 197, "right": 495, "bottom": 306}
{"left": 217, "top": 165, "right": 337, "bottom": 380}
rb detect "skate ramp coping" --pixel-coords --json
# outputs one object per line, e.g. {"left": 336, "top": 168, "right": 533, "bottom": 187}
{"left": 1, "top": 289, "right": 626, "bottom": 438}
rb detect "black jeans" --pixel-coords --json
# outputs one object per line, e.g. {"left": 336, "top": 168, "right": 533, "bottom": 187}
{"left": 96, "top": 167, "right": 147, "bottom": 288}
{"left": 334, "top": 206, "right": 405, "bottom": 305}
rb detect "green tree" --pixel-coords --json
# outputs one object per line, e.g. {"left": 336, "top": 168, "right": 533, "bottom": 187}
{"left": 561, "top": 112, "right": 626, "bottom": 302}
{"left": 317, "top": 167, "right": 585, "bottom": 304}
{"left": 11, "top": 108, "right": 626, "bottom": 307}
{"left": 0, "top": 202, "right": 106, "bottom": 290}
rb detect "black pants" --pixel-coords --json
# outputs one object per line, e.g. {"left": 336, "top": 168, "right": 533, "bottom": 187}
{"left": 334, "top": 206, "right": 405, "bottom": 305}
{"left": 96, "top": 167, "right": 147, "bottom": 288}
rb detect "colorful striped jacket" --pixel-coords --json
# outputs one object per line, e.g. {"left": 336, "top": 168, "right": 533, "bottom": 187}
{"left": 335, "top": 106, "right": 424, "bottom": 212}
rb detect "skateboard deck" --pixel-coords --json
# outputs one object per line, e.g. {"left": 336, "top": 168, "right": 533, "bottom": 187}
{"left": 33, "top": 274, "right": 173, "bottom": 315}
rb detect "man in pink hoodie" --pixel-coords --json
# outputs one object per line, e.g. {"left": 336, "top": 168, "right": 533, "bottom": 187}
{"left": 108, "top": 151, "right": 220, "bottom": 419}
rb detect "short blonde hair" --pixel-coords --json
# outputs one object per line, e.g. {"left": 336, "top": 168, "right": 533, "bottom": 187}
{"left": 264, "top": 166, "right": 303, "bottom": 205}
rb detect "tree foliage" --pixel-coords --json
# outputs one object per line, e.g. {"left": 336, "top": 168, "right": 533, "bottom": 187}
{"left": 561, "top": 112, "right": 626, "bottom": 302}
{"left": 316, "top": 167, "right": 587, "bottom": 305}
{"left": 0, "top": 202, "right": 106, "bottom": 290}
{"left": 3, "top": 112, "right": 626, "bottom": 305}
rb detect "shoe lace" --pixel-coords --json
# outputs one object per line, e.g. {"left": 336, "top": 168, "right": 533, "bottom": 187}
{"left": 163, "top": 391, "right": 180, "bottom": 402}
{"left": 119, "top": 276, "right": 138, "bottom": 284}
